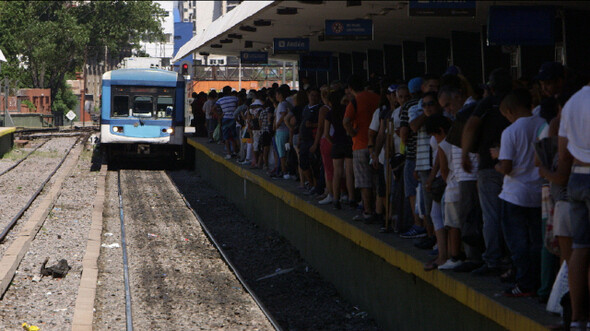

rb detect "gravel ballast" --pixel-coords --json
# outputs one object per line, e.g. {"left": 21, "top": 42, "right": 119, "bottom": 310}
{"left": 169, "top": 170, "right": 381, "bottom": 330}
{"left": 0, "top": 139, "right": 98, "bottom": 330}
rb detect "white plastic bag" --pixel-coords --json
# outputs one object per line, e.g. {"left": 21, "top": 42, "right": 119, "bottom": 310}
{"left": 547, "top": 261, "right": 569, "bottom": 314}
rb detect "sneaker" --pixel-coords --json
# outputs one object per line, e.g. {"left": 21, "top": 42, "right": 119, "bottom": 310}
{"left": 379, "top": 226, "right": 393, "bottom": 233}
{"left": 224, "top": 154, "right": 232, "bottom": 160}
{"left": 340, "top": 194, "right": 349, "bottom": 202}
{"left": 414, "top": 236, "right": 436, "bottom": 249}
{"left": 471, "top": 264, "right": 502, "bottom": 277}
{"left": 503, "top": 285, "right": 534, "bottom": 297}
{"left": 400, "top": 225, "right": 427, "bottom": 239}
{"left": 283, "top": 174, "right": 291, "bottom": 180}
{"left": 438, "top": 258, "right": 463, "bottom": 270}
{"left": 569, "top": 321, "right": 588, "bottom": 331}
{"left": 318, "top": 194, "right": 333, "bottom": 205}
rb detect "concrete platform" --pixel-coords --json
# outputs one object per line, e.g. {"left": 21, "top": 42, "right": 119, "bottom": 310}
{"left": 0, "top": 127, "right": 15, "bottom": 157}
{"left": 186, "top": 135, "right": 562, "bottom": 331}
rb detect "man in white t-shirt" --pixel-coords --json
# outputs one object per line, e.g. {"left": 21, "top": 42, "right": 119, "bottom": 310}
{"left": 558, "top": 82, "right": 590, "bottom": 328}
{"left": 493, "top": 89, "right": 545, "bottom": 297}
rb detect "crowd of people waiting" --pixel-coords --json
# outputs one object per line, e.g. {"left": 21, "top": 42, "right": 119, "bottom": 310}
{"left": 190, "top": 61, "right": 590, "bottom": 329}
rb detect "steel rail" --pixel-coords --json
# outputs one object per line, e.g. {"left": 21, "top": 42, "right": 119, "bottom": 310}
{"left": 165, "top": 171, "right": 283, "bottom": 331}
{"left": 117, "top": 170, "right": 134, "bottom": 331}
{"left": 0, "top": 138, "right": 50, "bottom": 177}
{"left": 0, "top": 136, "right": 82, "bottom": 243}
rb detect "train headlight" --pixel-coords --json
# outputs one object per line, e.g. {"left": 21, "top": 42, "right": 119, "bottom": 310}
{"left": 162, "top": 127, "right": 174, "bottom": 134}
{"left": 112, "top": 126, "right": 124, "bottom": 133}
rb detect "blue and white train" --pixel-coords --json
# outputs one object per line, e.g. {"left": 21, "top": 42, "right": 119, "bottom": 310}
{"left": 100, "top": 68, "right": 185, "bottom": 159}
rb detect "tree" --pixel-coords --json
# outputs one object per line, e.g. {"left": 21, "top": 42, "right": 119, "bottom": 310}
{"left": 0, "top": 1, "right": 165, "bottom": 107}
{"left": 52, "top": 82, "right": 78, "bottom": 114}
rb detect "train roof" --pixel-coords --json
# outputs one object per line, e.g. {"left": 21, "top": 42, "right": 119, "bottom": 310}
{"left": 102, "top": 68, "right": 182, "bottom": 87}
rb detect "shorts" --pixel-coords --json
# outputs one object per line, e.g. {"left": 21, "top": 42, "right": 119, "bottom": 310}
{"left": 221, "top": 118, "right": 236, "bottom": 140}
{"left": 260, "top": 131, "right": 272, "bottom": 148}
{"left": 404, "top": 158, "right": 418, "bottom": 198}
{"left": 417, "top": 170, "right": 434, "bottom": 216}
{"left": 299, "top": 141, "right": 313, "bottom": 171}
{"left": 275, "top": 130, "right": 289, "bottom": 158}
{"left": 568, "top": 171, "right": 590, "bottom": 248}
{"left": 252, "top": 130, "right": 262, "bottom": 152}
{"left": 553, "top": 200, "right": 572, "bottom": 237}
{"left": 331, "top": 143, "right": 353, "bottom": 159}
{"left": 353, "top": 149, "right": 373, "bottom": 189}
{"left": 444, "top": 201, "right": 462, "bottom": 229}
{"left": 320, "top": 137, "right": 334, "bottom": 181}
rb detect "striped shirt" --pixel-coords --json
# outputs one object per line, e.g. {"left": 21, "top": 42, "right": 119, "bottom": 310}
{"left": 408, "top": 101, "right": 431, "bottom": 171}
{"left": 399, "top": 98, "right": 419, "bottom": 160}
{"left": 215, "top": 96, "right": 238, "bottom": 119}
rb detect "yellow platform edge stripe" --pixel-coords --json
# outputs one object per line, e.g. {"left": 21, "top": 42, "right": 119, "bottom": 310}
{"left": 0, "top": 127, "right": 16, "bottom": 137}
{"left": 187, "top": 138, "right": 547, "bottom": 331}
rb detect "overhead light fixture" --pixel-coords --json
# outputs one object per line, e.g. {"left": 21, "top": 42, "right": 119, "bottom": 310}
{"left": 277, "top": 7, "right": 298, "bottom": 15}
{"left": 239, "top": 25, "right": 257, "bottom": 32}
{"left": 220, "top": 39, "right": 233, "bottom": 44}
{"left": 211, "top": 44, "right": 222, "bottom": 48}
{"left": 253, "top": 19, "right": 272, "bottom": 26}
{"left": 347, "top": 1, "right": 361, "bottom": 6}
{"left": 228, "top": 33, "right": 242, "bottom": 39}
{"left": 244, "top": 40, "right": 253, "bottom": 48}
{"left": 298, "top": 1, "right": 323, "bottom": 4}
{"left": 199, "top": 52, "right": 210, "bottom": 56}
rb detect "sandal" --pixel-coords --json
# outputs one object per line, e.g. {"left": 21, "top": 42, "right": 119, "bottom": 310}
{"left": 424, "top": 259, "right": 439, "bottom": 271}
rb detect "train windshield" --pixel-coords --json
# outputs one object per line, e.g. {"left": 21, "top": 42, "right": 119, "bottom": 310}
{"left": 111, "top": 86, "right": 175, "bottom": 119}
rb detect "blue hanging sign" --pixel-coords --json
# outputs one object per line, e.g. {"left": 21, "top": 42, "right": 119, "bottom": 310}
{"left": 240, "top": 51, "right": 268, "bottom": 64}
{"left": 325, "top": 19, "right": 373, "bottom": 41}
{"left": 409, "top": 0, "right": 476, "bottom": 17}
{"left": 273, "top": 38, "right": 310, "bottom": 54}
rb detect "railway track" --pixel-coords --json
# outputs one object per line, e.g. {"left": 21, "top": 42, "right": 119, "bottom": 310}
{"left": 92, "top": 169, "right": 276, "bottom": 330}
{"left": 0, "top": 138, "right": 49, "bottom": 178}
{"left": 0, "top": 136, "right": 82, "bottom": 244}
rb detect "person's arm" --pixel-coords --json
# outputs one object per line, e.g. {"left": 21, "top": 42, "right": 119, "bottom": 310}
{"left": 373, "top": 117, "right": 387, "bottom": 158}
{"left": 323, "top": 118, "right": 333, "bottom": 145}
{"left": 311, "top": 106, "right": 328, "bottom": 152}
{"left": 538, "top": 136, "right": 573, "bottom": 186}
{"left": 409, "top": 112, "right": 427, "bottom": 132}
{"left": 495, "top": 159, "right": 512, "bottom": 175}
{"left": 461, "top": 116, "right": 482, "bottom": 173}
{"left": 425, "top": 151, "right": 440, "bottom": 192}
{"left": 284, "top": 112, "right": 294, "bottom": 131}
{"left": 438, "top": 147, "right": 449, "bottom": 181}
{"left": 343, "top": 104, "right": 356, "bottom": 137}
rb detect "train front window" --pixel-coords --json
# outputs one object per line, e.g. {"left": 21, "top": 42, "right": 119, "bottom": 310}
{"left": 156, "top": 96, "right": 174, "bottom": 118}
{"left": 133, "top": 96, "right": 153, "bottom": 117}
{"left": 112, "top": 96, "right": 129, "bottom": 117}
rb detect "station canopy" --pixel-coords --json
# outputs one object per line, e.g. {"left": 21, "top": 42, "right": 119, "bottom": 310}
{"left": 172, "top": 0, "right": 590, "bottom": 63}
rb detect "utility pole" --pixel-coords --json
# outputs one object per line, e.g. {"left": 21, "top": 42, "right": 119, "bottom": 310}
{"left": 80, "top": 50, "right": 87, "bottom": 127}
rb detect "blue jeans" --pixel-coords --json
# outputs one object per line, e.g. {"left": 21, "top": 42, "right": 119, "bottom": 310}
{"left": 477, "top": 168, "right": 505, "bottom": 268}
{"left": 569, "top": 172, "right": 590, "bottom": 249}
{"left": 501, "top": 200, "right": 542, "bottom": 290}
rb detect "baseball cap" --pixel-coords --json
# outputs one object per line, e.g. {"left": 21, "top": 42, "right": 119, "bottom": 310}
{"left": 387, "top": 84, "right": 399, "bottom": 94}
{"left": 444, "top": 65, "right": 461, "bottom": 76}
{"left": 408, "top": 77, "right": 423, "bottom": 94}
{"left": 251, "top": 99, "right": 264, "bottom": 106}
{"left": 535, "top": 62, "right": 564, "bottom": 81}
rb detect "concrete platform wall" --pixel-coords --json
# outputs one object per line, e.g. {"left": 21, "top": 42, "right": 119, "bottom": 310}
{"left": 0, "top": 127, "right": 15, "bottom": 157}
{"left": 190, "top": 142, "right": 512, "bottom": 331}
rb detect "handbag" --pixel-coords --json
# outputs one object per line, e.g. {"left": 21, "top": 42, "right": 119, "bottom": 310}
{"left": 212, "top": 123, "right": 221, "bottom": 141}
